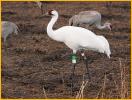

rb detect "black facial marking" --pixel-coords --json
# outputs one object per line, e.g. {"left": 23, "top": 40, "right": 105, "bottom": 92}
{"left": 48, "top": 9, "right": 54, "bottom": 15}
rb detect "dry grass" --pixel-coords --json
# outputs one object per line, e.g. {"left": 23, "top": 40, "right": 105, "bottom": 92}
{"left": 76, "top": 75, "right": 89, "bottom": 99}
{"left": 112, "top": 58, "right": 129, "bottom": 98}
{"left": 42, "top": 85, "right": 47, "bottom": 98}
{"left": 119, "top": 58, "right": 129, "bottom": 98}
{"left": 96, "top": 74, "right": 107, "bottom": 99}
{"left": 96, "top": 58, "right": 129, "bottom": 99}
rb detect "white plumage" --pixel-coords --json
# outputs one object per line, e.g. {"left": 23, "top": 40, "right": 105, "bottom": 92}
{"left": 69, "top": 11, "right": 112, "bottom": 30}
{"left": 47, "top": 10, "right": 111, "bottom": 58}
{"left": 2, "top": 21, "right": 19, "bottom": 43}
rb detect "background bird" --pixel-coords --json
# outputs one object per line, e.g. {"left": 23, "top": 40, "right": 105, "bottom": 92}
{"left": 2, "top": 21, "right": 19, "bottom": 43}
{"left": 35, "top": 1, "right": 47, "bottom": 14}
{"left": 69, "top": 11, "right": 112, "bottom": 31}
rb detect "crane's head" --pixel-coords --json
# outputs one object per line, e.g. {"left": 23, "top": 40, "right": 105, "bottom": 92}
{"left": 46, "top": 10, "right": 58, "bottom": 17}
{"left": 104, "top": 22, "right": 112, "bottom": 31}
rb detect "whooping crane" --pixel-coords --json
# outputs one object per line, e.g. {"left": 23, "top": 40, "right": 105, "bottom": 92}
{"left": 46, "top": 10, "right": 111, "bottom": 94}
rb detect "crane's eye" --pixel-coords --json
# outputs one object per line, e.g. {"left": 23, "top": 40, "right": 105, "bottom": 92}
{"left": 48, "top": 10, "right": 54, "bottom": 15}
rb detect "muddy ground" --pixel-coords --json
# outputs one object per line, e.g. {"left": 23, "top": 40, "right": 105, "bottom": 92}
{"left": 1, "top": 1, "right": 131, "bottom": 99}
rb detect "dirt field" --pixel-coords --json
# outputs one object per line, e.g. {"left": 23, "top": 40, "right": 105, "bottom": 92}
{"left": 1, "top": 1, "right": 131, "bottom": 99}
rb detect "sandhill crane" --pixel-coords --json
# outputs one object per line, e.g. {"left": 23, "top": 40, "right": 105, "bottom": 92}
{"left": 105, "top": 2, "right": 112, "bottom": 10}
{"left": 46, "top": 10, "right": 111, "bottom": 94}
{"left": 2, "top": 21, "right": 19, "bottom": 43}
{"left": 35, "top": 1, "right": 47, "bottom": 14}
{"left": 69, "top": 11, "right": 112, "bottom": 30}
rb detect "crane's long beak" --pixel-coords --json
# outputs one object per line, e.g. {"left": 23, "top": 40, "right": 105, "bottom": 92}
{"left": 110, "top": 25, "right": 112, "bottom": 31}
{"left": 41, "top": 12, "right": 49, "bottom": 17}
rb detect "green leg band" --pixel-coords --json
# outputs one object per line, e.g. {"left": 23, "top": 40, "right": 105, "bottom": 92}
{"left": 71, "top": 54, "right": 77, "bottom": 64}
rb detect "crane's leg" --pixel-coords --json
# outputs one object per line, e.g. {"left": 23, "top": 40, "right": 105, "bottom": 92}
{"left": 81, "top": 52, "right": 91, "bottom": 81}
{"left": 79, "top": 50, "right": 84, "bottom": 61}
{"left": 41, "top": 6, "right": 43, "bottom": 15}
{"left": 71, "top": 63, "right": 76, "bottom": 95}
{"left": 70, "top": 53, "right": 77, "bottom": 95}
{"left": 85, "top": 56, "right": 91, "bottom": 81}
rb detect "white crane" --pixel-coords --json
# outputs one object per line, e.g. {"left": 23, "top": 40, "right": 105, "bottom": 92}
{"left": 47, "top": 10, "right": 111, "bottom": 59}
{"left": 46, "top": 10, "right": 111, "bottom": 94}
{"left": 69, "top": 11, "right": 112, "bottom": 30}
{"left": 2, "top": 21, "right": 19, "bottom": 43}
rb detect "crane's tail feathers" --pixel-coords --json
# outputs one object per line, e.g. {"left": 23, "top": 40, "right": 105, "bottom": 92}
{"left": 106, "top": 50, "right": 111, "bottom": 59}
{"left": 98, "top": 35, "right": 111, "bottom": 59}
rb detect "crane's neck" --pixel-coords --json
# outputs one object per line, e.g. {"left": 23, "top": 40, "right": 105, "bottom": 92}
{"left": 47, "top": 15, "right": 58, "bottom": 33}
{"left": 47, "top": 14, "right": 62, "bottom": 42}
{"left": 96, "top": 24, "right": 107, "bottom": 30}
